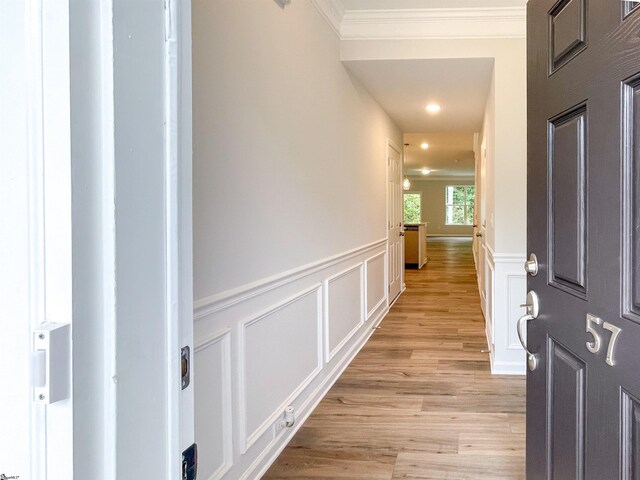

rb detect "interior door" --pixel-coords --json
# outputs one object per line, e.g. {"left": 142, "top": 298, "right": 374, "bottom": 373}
{"left": 527, "top": 1, "right": 640, "bottom": 478}
{"left": 388, "top": 143, "right": 403, "bottom": 303}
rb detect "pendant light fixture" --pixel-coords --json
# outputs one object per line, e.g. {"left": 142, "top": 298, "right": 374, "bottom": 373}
{"left": 403, "top": 143, "right": 411, "bottom": 190}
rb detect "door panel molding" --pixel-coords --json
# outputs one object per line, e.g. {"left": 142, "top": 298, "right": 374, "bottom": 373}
{"left": 546, "top": 337, "right": 586, "bottom": 480}
{"left": 621, "top": 389, "right": 640, "bottom": 480}
{"left": 622, "top": 74, "right": 640, "bottom": 323}
{"left": 548, "top": 0, "right": 587, "bottom": 74}
{"left": 547, "top": 102, "right": 588, "bottom": 299}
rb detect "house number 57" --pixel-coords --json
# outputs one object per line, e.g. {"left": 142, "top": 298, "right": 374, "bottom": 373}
{"left": 586, "top": 314, "right": 622, "bottom": 366}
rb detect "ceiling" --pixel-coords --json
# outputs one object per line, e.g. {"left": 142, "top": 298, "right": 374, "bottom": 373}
{"left": 343, "top": 58, "right": 494, "bottom": 133}
{"left": 403, "top": 133, "right": 475, "bottom": 178}
{"left": 342, "top": 0, "right": 526, "bottom": 9}
{"left": 338, "top": 2, "right": 507, "bottom": 180}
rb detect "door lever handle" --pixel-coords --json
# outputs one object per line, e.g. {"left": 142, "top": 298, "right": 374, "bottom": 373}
{"left": 517, "top": 290, "right": 540, "bottom": 371}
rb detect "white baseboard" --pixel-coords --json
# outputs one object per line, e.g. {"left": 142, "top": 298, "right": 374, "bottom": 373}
{"left": 248, "top": 303, "right": 389, "bottom": 479}
{"left": 489, "top": 351, "right": 526, "bottom": 375}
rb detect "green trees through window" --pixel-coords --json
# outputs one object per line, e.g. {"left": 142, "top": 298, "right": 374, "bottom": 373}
{"left": 446, "top": 185, "right": 475, "bottom": 225}
{"left": 403, "top": 193, "right": 421, "bottom": 224}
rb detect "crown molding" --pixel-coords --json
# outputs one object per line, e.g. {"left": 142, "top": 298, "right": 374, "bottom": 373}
{"left": 341, "top": 7, "right": 525, "bottom": 40}
{"left": 311, "top": 0, "right": 345, "bottom": 38}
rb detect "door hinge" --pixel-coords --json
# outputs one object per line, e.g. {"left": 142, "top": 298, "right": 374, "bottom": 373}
{"left": 181, "top": 346, "right": 190, "bottom": 390}
{"left": 182, "top": 443, "right": 197, "bottom": 480}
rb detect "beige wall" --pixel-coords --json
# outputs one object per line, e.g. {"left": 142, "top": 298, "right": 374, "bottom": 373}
{"left": 407, "top": 179, "right": 475, "bottom": 236}
{"left": 192, "top": 1, "right": 402, "bottom": 298}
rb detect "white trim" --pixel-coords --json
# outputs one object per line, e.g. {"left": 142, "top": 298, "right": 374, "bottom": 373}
{"left": 98, "top": 0, "right": 118, "bottom": 473}
{"left": 340, "top": 7, "right": 526, "bottom": 40}
{"left": 506, "top": 272, "right": 527, "bottom": 351}
{"left": 242, "top": 303, "right": 389, "bottom": 480}
{"left": 26, "top": 0, "right": 47, "bottom": 473}
{"left": 486, "top": 243, "right": 527, "bottom": 263}
{"left": 365, "top": 251, "right": 387, "bottom": 319}
{"left": 311, "top": 0, "right": 344, "bottom": 37}
{"left": 194, "top": 238, "right": 386, "bottom": 319}
{"left": 387, "top": 138, "right": 403, "bottom": 302}
{"left": 163, "top": 0, "right": 183, "bottom": 475}
{"left": 489, "top": 355, "right": 526, "bottom": 375}
{"left": 238, "top": 285, "right": 324, "bottom": 452}
{"left": 324, "top": 263, "right": 365, "bottom": 362}
{"left": 194, "top": 328, "right": 233, "bottom": 480}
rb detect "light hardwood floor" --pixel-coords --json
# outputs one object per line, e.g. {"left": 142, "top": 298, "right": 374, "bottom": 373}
{"left": 263, "top": 237, "right": 525, "bottom": 480}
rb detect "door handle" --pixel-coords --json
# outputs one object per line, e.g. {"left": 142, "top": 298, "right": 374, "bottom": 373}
{"left": 399, "top": 232, "right": 404, "bottom": 237}
{"left": 475, "top": 232, "right": 482, "bottom": 237}
{"left": 517, "top": 290, "right": 540, "bottom": 371}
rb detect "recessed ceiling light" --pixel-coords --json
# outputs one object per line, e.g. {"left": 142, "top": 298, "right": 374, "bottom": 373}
{"left": 421, "top": 143, "right": 429, "bottom": 150}
{"left": 421, "top": 168, "right": 431, "bottom": 175}
{"left": 425, "top": 104, "right": 441, "bottom": 113}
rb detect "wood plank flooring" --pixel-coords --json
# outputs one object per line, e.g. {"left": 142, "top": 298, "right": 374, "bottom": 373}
{"left": 263, "top": 237, "right": 525, "bottom": 480}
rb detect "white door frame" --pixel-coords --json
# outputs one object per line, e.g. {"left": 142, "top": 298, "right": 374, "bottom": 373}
{"left": 386, "top": 138, "right": 405, "bottom": 305}
{"left": 0, "top": 1, "right": 194, "bottom": 477}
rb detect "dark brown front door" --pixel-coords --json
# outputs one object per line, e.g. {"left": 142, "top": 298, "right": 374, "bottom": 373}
{"left": 527, "top": 1, "right": 640, "bottom": 479}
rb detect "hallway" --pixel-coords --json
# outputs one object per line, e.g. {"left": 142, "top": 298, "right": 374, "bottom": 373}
{"left": 264, "top": 238, "right": 525, "bottom": 479}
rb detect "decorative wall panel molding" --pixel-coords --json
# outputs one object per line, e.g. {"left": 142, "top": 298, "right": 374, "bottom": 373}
{"left": 194, "top": 329, "right": 233, "bottom": 480}
{"left": 325, "top": 265, "right": 365, "bottom": 362}
{"left": 239, "top": 286, "right": 323, "bottom": 451}
{"left": 193, "top": 240, "right": 388, "bottom": 480}
{"left": 365, "top": 251, "right": 386, "bottom": 319}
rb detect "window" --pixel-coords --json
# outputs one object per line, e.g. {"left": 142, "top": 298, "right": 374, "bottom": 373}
{"left": 445, "top": 185, "right": 475, "bottom": 225}
{"left": 403, "top": 193, "right": 421, "bottom": 224}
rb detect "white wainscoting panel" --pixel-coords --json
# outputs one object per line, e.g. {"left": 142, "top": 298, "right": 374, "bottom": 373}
{"left": 241, "top": 286, "right": 323, "bottom": 451}
{"left": 325, "top": 264, "right": 364, "bottom": 361}
{"left": 365, "top": 251, "right": 386, "bottom": 319}
{"left": 507, "top": 273, "right": 527, "bottom": 350}
{"left": 193, "top": 238, "right": 389, "bottom": 480}
{"left": 478, "top": 242, "right": 487, "bottom": 313}
{"left": 484, "top": 251, "right": 495, "bottom": 347}
{"left": 485, "top": 247, "right": 527, "bottom": 375}
{"left": 194, "top": 329, "right": 233, "bottom": 480}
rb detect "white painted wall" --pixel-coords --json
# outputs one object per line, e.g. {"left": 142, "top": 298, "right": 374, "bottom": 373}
{"left": 191, "top": 2, "right": 401, "bottom": 479}
{"left": 407, "top": 178, "right": 475, "bottom": 236}
{"left": 193, "top": 0, "right": 401, "bottom": 299}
